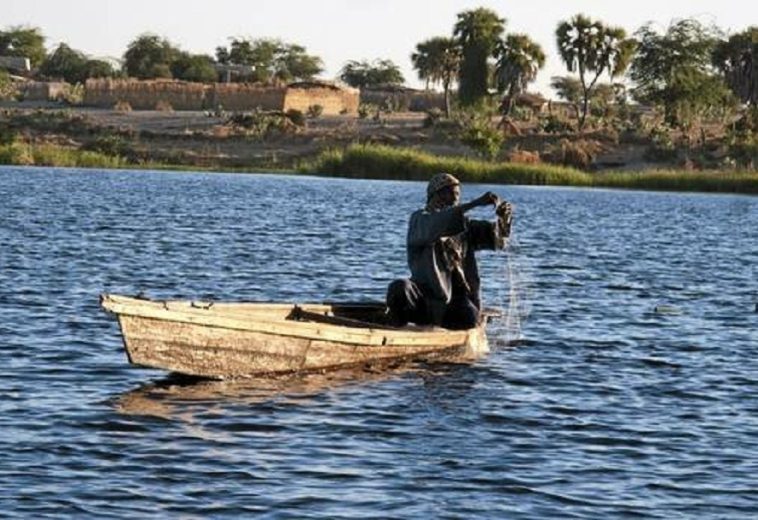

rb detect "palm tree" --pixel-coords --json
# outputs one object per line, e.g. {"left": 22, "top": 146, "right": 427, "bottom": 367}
{"left": 495, "top": 34, "right": 546, "bottom": 116}
{"left": 555, "top": 14, "right": 635, "bottom": 130}
{"left": 453, "top": 7, "right": 506, "bottom": 106}
{"left": 411, "top": 36, "right": 461, "bottom": 117}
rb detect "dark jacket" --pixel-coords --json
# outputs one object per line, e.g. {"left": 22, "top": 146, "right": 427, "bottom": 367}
{"left": 407, "top": 206, "right": 502, "bottom": 324}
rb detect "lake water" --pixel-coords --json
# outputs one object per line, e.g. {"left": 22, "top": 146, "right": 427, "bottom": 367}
{"left": 1, "top": 166, "right": 756, "bottom": 518}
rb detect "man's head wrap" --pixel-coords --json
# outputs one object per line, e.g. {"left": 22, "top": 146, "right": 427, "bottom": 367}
{"left": 426, "top": 173, "right": 460, "bottom": 199}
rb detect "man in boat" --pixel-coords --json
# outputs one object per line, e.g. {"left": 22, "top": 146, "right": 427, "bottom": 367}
{"left": 386, "top": 173, "right": 513, "bottom": 330}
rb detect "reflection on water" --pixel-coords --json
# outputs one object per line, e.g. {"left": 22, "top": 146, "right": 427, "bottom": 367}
{"left": 115, "top": 366, "right": 422, "bottom": 419}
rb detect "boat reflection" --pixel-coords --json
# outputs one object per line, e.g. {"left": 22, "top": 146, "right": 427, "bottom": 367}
{"left": 114, "top": 362, "right": 428, "bottom": 419}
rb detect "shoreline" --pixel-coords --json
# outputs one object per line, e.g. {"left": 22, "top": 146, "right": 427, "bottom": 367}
{"left": 1, "top": 107, "right": 756, "bottom": 195}
{"left": 2, "top": 143, "right": 757, "bottom": 196}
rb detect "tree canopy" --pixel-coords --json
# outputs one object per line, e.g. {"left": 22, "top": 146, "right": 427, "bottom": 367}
{"left": 215, "top": 38, "right": 322, "bottom": 83}
{"left": 123, "top": 34, "right": 181, "bottom": 79}
{"left": 495, "top": 33, "right": 545, "bottom": 115}
{"left": 630, "top": 19, "right": 733, "bottom": 128}
{"left": 453, "top": 7, "right": 506, "bottom": 106}
{"left": 713, "top": 26, "right": 758, "bottom": 106}
{"left": 411, "top": 36, "right": 460, "bottom": 116}
{"left": 339, "top": 59, "right": 404, "bottom": 88}
{"left": 39, "top": 43, "right": 116, "bottom": 83}
{"left": 555, "top": 14, "right": 635, "bottom": 129}
{"left": 0, "top": 26, "right": 46, "bottom": 68}
{"left": 171, "top": 52, "right": 217, "bottom": 83}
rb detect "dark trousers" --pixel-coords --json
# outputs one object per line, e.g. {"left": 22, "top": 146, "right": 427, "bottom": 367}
{"left": 386, "top": 279, "right": 479, "bottom": 330}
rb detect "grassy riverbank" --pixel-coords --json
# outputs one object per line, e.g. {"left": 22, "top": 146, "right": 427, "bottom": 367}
{"left": 0, "top": 142, "right": 129, "bottom": 169}
{"left": 303, "top": 144, "right": 758, "bottom": 194}
{"left": 2, "top": 140, "right": 757, "bottom": 194}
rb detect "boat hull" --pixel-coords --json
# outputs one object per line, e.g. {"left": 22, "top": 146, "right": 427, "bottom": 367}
{"left": 103, "top": 294, "right": 489, "bottom": 379}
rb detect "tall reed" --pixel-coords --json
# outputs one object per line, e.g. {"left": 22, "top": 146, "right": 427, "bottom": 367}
{"left": 303, "top": 144, "right": 758, "bottom": 194}
{"left": 302, "top": 144, "right": 592, "bottom": 186}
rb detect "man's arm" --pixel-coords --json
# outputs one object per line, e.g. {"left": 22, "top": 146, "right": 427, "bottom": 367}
{"left": 458, "top": 191, "right": 500, "bottom": 214}
{"left": 407, "top": 207, "right": 465, "bottom": 246}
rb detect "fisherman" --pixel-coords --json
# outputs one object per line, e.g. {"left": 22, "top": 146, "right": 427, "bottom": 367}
{"left": 386, "top": 173, "right": 513, "bottom": 330}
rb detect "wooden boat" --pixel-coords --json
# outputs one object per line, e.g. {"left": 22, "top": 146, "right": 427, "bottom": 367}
{"left": 101, "top": 294, "right": 491, "bottom": 379}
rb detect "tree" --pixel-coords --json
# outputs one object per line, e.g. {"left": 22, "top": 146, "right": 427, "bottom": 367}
{"left": 453, "top": 7, "right": 506, "bottom": 106}
{"left": 83, "top": 59, "right": 117, "bottom": 80}
{"left": 171, "top": 52, "right": 217, "bottom": 83}
{"left": 555, "top": 14, "right": 635, "bottom": 130}
{"left": 276, "top": 43, "right": 323, "bottom": 82}
{"left": 39, "top": 43, "right": 87, "bottom": 83}
{"left": 411, "top": 36, "right": 460, "bottom": 116}
{"left": 550, "top": 76, "right": 583, "bottom": 121}
{"left": 713, "top": 26, "right": 758, "bottom": 106}
{"left": 214, "top": 38, "right": 322, "bottom": 83}
{"left": 0, "top": 26, "right": 46, "bottom": 67}
{"left": 339, "top": 59, "right": 404, "bottom": 88}
{"left": 38, "top": 43, "right": 117, "bottom": 83}
{"left": 630, "top": 19, "right": 733, "bottom": 129}
{"left": 123, "top": 34, "right": 181, "bottom": 79}
{"left": 495, "top": 34, "right": 545, "bottom": 116}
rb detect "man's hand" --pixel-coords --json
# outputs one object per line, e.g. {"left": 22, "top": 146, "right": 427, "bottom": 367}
{"left": 475, "top": 191, "right": 500, "bottom": 208}
{"left": 496, "top": 200, "right": 513, "bottom": 217}
{"left": 459, "top": 191, "right": 502, "bottom": 214}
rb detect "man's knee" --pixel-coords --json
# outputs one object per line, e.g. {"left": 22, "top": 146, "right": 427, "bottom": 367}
{"left": 443, "top": 297, "right": 479, "bottom": 330}
{"left": 386, "top": 279, "right": 419, "bottom": 307}
{"left": 386, "top": 279, "right": 425, "bottom": 326}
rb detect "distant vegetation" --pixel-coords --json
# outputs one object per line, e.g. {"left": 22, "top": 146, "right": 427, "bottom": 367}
{"left": 304, "top": 144, "right": 758, "bottom": 194}
{"left": 0, "top": 9, "right": 757, "bottom": 183}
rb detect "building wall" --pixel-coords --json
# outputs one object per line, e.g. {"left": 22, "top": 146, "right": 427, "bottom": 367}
{"left": 22, "top": 81, "right": 68, "bottom": 101}
{"left": 209, "top": 84, "right": 286, "bottom": 112}
{"left": 284, "top": 86, "right": 359, "bottom": 115}
{"left": 83, "top": 79, "right": 358, "bottom": 114}
{"left": 84, "top": 79, "right": 206, "bottom": 110}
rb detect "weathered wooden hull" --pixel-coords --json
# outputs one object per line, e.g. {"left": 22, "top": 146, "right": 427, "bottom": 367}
{"left": 101, "top": 294, "right": 489, "bottom": 379}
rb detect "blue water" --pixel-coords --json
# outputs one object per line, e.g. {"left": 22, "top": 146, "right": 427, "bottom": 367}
{"left": 1, "top": 166, "right": 756, "bottom": 518}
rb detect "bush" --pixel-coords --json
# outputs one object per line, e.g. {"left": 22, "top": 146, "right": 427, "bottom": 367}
{"left": 306, "top": 104, "right": 323, "bottom": 118}
{"left": 358, "top": 104, "right": 374, "bottom": 119}
{"left": 423, "top": 108, "right": 443, "bottom": 128}
{"left": 226, "top": 109, "right": 298, "bottom": 138}
{"left": 645, "top": 125, "right": 678, "bottom": 162}
{"left": 82, "top": 134, "right": 130, "bottom": 156}
{"left": 155, "top": 100, "right": 173, "bottom": 112}
{"left": 114, "top": 100, "right": 132, "bottom": 113}
{"left": 726, "top": 129, "right": 758, "bottom": 169}
{"left": 457, "top": 111, "right": 504, "bottom": 160}
{"left": 285, "top": 109, "right": 306, "bottom": 127}
{"left": 0, "top": 70, "right": 18, "bottom": 101}
{"left": 539, "top": 114, "right": 573, "bottom": 134}
{"left": 58, "top": 84, "right": 84, "bottom": 106}
{"left": 545, "top": 139, "right": 601, "bottom": 170}
{"left": 507, "top": 149, "right": 541, "bottom": 164}
{"left": 0, "top": 126, "right": 17, "bottom": 146}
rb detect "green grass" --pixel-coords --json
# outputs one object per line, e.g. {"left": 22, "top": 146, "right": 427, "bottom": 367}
{"left": 0, "top": 142, "right": 128, "bottom": 169}
{"left": 302, "top": 144, "right": 758, "bottom": 194}
{"left": 2, "top": 141, "right": 756, "bottom": 195}
{"left": 300, "top": 144, "right": 592, "bottom": 186}
{"left": 593, "top": 169, "right": 758, "bottom": 194}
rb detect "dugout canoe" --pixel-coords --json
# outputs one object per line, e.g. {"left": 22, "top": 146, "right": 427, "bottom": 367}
{"left": 100, "top": 294, "right": 490, "bottom": 379}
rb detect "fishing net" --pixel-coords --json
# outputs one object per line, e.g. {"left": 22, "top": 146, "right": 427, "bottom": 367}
{"left": 492, "top": 231, "right": 533, "bottom": 347}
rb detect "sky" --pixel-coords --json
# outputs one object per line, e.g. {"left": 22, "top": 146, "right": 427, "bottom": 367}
{"left": 3, "top": 0, "right": 756, "bottom": 96}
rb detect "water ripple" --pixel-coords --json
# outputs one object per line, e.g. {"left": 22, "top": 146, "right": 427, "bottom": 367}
{"left": 0, "top": 167, "right": 756, "bottom": 518}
